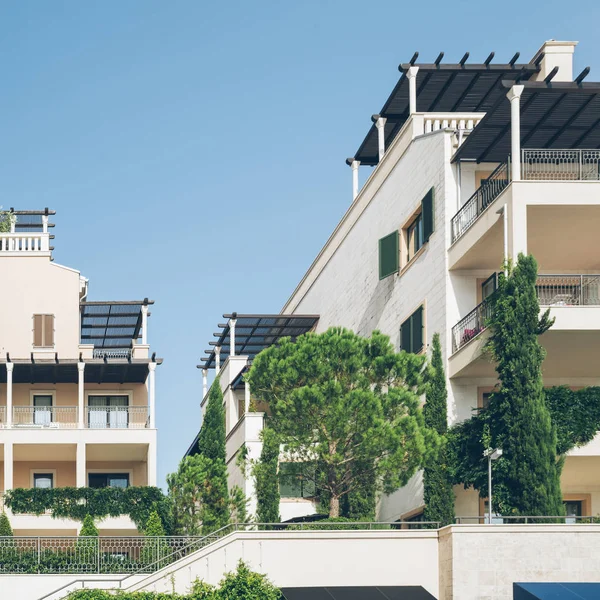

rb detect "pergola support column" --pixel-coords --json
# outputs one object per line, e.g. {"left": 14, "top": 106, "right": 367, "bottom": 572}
{"left": 229, "top": 313, "right": 237, "bottom": 357}
{"left": 373, "top": 115, "right": 387, "bottom": 161}
{"left": 507, "top": 85, "right": 524, "bottom": 181}
{"left": 77, "top": 362, "right": 85, "bottom": 429}
{"left": 346, "top": 159, "right": 360, "bottom": 201}
{"left": 407, "top": 66, "right": 419, "bottom": 114}
{"left": 6, "top": 362, "right": 13, "bottom": 427}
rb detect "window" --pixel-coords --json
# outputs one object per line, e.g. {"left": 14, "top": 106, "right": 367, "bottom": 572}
{"left": 279, "top": 463, "right": 316, "bottom": 499}
{"left": 403, "top": 511, "right": 425, "bottom": 530}
{"left": 481, "top": 273, "right": 497, "bottom": 301}
{"left": 33, "top": 473, "right": 54, "bottom": 489}
{"left": 33, "top": 314, "right": 54, "bottom": 347}
{"left": 378, "top": 231, "right": 399, "bottom": 279}
{"left": 400, "top": 306, "right": 424, "bottom": 354}
{"left": 482, "top": 393, "right": 492, "bottom": 410}
{"left": 33, "top": 394, "right": 53, "bottom": 426}
{"left": 87, "top": 395, "right": 129, "bottom": 429}
{"left": 402, "top": 187, "right": 435, "bottom": 265}
{"left": 88, "top": 473, "right": 130, "bottom": 489}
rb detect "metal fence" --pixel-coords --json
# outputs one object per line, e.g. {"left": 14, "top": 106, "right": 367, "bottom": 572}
{"left": 93, "top": 348, "right": 133, "bottom": 359}
{"left": 455, "top": 515, "right": 600, "bottom": 525}
{"left": 12, "top": 407, "right": 78, "bottom": 429}
{"left": 536, "top": 275, "right": 600, "bottom": 306}
{"left": 86, "top": 406, "right": 149, "bottom": 429}
{"left": 451, "top": 298, "right": 493, "bottom": 354}
{"left": 451, "top": 160, "right": 510, "bottom": 243}
{"left": 522, "top": 149, "right": 600, "bottom": 181}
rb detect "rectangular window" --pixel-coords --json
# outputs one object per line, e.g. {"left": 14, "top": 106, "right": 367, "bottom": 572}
{"left": 421, "top": 187, "right": 435, "bottom": 243}
{"left": 33, "top": 394, "right": 53, "bottom": 426}
{"left": 481, "top": 273, "right": 497, "bottom": 301}
{"left": 87, "top": 395, "right": 129, "bottom": 429}
{"left": 400, "top": 306, "right": 424, "bottom": 354}
{"left": 564, "top": 500, "right": 582, "bottom": 524}
{"left": 401, "top": 188, "right": 435, "bottom": 267}
{"left": 378, "top": 231, "right": 399, "bottom": 279}
{"left": 34, "top": 473, "right": 54, "bottom": 489}
{"left": 88, "top": 473, "right": 130, "bottom": 489}
{"left": 482, "top": 393, "right": 492, "bottom": 410}
{"left": 407, "top": 214, "right": 424, "bottom": 262}
{"left": 33, "top": 314, "right": 54, "bottom": 347}
{"left": 279, "top": 463, "right": 316, "bottom": 499}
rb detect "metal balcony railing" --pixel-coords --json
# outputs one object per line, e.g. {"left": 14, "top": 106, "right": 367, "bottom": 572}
{"left": 451, "top": 160, "right": 510, "bottom": 243}
{"left": 93, "top": 348, "right": 132, "bottom": 359}
{"left": 0, "top": 407, "right": 6, "bottom": 428}
{"left": 536, "top": 275, "right": 600, "bottom": 306}
{"left": 451, "top": 298, "right": 493, "bottom": 354}
{"left": 86, "top": 406, "right": 149, "bottom": 429}
{"left": 12, "top": 407, "right": 78, "bottom": 428}
{"left": 522, "top": 149, "right": 600, "bottom": 181}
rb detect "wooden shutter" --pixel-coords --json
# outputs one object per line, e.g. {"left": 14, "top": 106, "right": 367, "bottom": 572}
{"left": 400, "top": 319, "right": 411, "bottom": 352}
{"left": 422, "top": 187, "right": 435, "bottom": 242}
{"left": 44, "top": 315, "right": 54, "bottom": 346}
{"left": 412, "top": 306, "right": 424, "bottom": 353}
{"left": 379, "top": 231, "right": 399, "bottom": 280}
{"left": 33, "top": 315, "right": 43, "bottom": 347}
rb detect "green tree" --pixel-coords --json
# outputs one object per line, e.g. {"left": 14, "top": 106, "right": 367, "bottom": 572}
{"left": 217, "top": 561, "right": 282, "bottom": 600}
{"left": 0, "top": 209, "right": 14, "bottom": 233}
{"left": 422, "top": 333, "right": 455, "bottom": 527}
{"left": 253, "top": 426, "right": 280, "bottom": 524}
{"left": 197, "top": 376, "right": 226, "bottom": 462}
{"left": 246, "top": 327, "right": 439, "bottom": 518}
{"left": 228, "top": 486, "right": 249, "bottom": 525}
{"left": 77, "top": 514, "right": 99, "bottom": 565}
{"left": 449, "top": 255, "right": 564, "bottom": 517}
{"left": 0, "top": 512, "right": 13, "bottom": 536}
{"left": 79, "top": 514, "right": 99, "bottom": 537}
{"left": 141, "top": 510, "right": 170, "bottom": 568}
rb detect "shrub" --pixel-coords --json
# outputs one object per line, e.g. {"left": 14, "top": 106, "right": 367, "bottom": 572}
{"left": 0, "top": 512, "right": 13, "bottom": 536}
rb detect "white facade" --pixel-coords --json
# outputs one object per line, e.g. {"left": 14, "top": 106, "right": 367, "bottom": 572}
{"left": 0, "top": 211, "right": 159, "bottom": 535}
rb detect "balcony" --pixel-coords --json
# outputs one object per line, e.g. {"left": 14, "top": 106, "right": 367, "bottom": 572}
{"left": 451, "top": 299, "right": 493, "bottom": 354}
{"left": 451, "top": 149, "right": 600, "bottom": 245}
{"left": 0, "top": 406, "right": 150, "bottom": 429}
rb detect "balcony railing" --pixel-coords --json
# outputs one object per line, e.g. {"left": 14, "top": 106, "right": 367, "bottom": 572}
{"left": 93, "top": 348, "right": 133, "bottom": 359}
{"left": 12, "top": 407, "right": 78, "bottom": 429}
{"left": 536, "top": 275, "right": 600, "bottom": 306}
{"left": 86, "top": 406, "right": 149, "bottom": 429}
{"left": 451, "top": 298, "right": 493, "bottom": 354}
{"left": 451, "top": 160, "right": 510, "bottom": 243}
{"left": 522, "top": 149, "right": 600, "bottom": 181}
{"left": 0, "top": 232, "right": 50, "bottom": 253}
{"left": 0, "top": 407, "right": 5, "bottom": 428}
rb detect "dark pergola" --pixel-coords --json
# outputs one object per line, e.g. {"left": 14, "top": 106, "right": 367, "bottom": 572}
{"left": 353, "top": 52, "right": 540, "bottom": 165}
{"left": 452, "top": 81, "right": 600, "bottom": 163}
{"left": 80, "top": 299, "right": 152, "bottom": 349}
{"left": 199, "top": 314, "right": 320, "bottom": 369}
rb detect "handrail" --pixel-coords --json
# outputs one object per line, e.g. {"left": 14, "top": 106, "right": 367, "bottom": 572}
{"left": 451, "top": 298, "right": 493, "bottom": 354}
{"left": 451, "top": 159, "right": 510, "bottom": 244}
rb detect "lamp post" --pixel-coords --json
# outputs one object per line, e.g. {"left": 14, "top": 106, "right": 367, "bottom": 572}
{"left": 483, "top": 447, "right": 503, "bottom": 524}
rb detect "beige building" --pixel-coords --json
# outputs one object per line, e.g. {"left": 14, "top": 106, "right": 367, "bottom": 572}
{"left": 0, "top": 209, "right": 160, "bottom": 535}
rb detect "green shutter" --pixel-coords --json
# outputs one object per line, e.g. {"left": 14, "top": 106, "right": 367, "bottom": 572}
{"left": 400, "top": 319, "right": 411, "bottom": 352}
{"left": 379, "top": 231, "right": 399, "bottom": 280}
{"left": 412, "top": 306, "right": 424, "bottom": 353}
{"left": 422, "top": 187, "right": 435, "bottom": 242}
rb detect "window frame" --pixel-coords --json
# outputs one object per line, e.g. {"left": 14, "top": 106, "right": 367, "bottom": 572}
{"left": 87, "top": 472, "right": 132, "bottom": 489}
{"left": 278, "top": 462, "right": 316, "bottom": 499}
{"left": 481, "top": 273, "right": 497, "bottom": 301}
{"left": 31, "top": 470, "right": 56, "bottom": 489}
{"left": 33, "top": 314, "right": 55, "bottom": 348}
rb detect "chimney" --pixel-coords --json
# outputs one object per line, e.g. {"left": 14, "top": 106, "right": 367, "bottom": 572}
{"left": 531, "top": 40, "right": 578, "bottom": 82}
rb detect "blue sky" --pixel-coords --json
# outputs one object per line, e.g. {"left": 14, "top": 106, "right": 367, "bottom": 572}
{"left": 1, "top": 1, "right": 599, "bottom": 486}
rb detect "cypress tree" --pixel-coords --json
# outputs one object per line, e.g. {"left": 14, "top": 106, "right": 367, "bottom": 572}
{"left": 486, "top": 254, "right": 563, "bottom": 516}
{"left": 0, "top": 512, "right": 13, "bottom": 536}
{"left": 423, "top": 333, "right": 455, "bottom": 527}
{"left": 254, "top": 426, "right": 280, "bottom": 524}
{"left": 197, "top": 377, "right": 230, "bottom": 534}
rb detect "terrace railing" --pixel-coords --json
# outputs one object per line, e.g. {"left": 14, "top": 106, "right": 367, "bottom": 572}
{"left": 86, "top": 406, "right": 149, "bottom": 429}
{"left": 451, "top": 160, "right": 510, "bottom": 243}
{"left": 12, "top": 406, "right": 78, "bottom": 428}
{"left": 0, "top": 232, "right": 50, "bottom": 253}
{"left": 451, "top": 298, "right": 493, "bottom": 354}
{"left": 93, "top": 348, "right": 133, "bottom": 359}
{"left": 0, "top": 406, "right": 6, "bottom": 428}
{"left": 536, "top": 275, "right": 600, "bottom": 306}
{"left": 522, "top": 149, "right": 600, "bottom": 181}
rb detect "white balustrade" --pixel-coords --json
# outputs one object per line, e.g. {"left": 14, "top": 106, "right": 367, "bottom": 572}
{"left": 0, "top": 232, "right": 50, "bottom": 253}
{"left": 12, "top": 406, "right": 78, "bottom": 428}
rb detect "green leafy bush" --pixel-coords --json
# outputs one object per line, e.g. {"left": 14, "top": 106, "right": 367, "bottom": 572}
{"left": 0, "top": 512, "right": 13, "bottom": 537}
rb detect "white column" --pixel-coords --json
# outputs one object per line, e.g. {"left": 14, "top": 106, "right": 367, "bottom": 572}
{"left": 42, "top": 214, "right": 49, "bottom": 234}
{"left": 229, "top": 315, "right": 237, "bottom": 357}
{"left": 407, "top": 66, "right": 419, "bottom": 115}
{"left": 6, "top": 362, "right": 13, "bottom": 427}
{"left": 375, "top": 116, "right": 387, "bottom": 161}
{"left": 77, "top": 362, "right": 85, "bottom": 429}
{"left": 202, "top": 368, "right": 208, "bottom": 399}
{"left": 141, "top": 304, "right": 149, "bottom": 345}
{"left": 4, "top": 442, "right": 13, "bottom": 492}
{"left": 244, "top": 379, "right": 251, "bottom": 414}
{"left": 215, "top": 346, "right": 221, "bottom": 373}
{"left": 76, "top": 442, "right": 86, "bottom": 488}
{"left": 351, "top": 160, "right": 360, "bottom": 201}
{"left": 147, "top": 441, "right": 157, "bottom": 486}
{"left": 507, "top": 85, "right": 524, "bottom": 181}
{"left": 148, "top": 362, "right": 156, "bottom": 428}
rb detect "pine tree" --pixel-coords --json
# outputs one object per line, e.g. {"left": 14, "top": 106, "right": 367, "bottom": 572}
{"left": 253, "top": 426, "right": 280, "bottom": 524}
{"left": 197, "top": 377, "right": 229, "bottom": 534}
{"left": 141, "top": 510, "right": 170, "bottom": 567}
{"left": 422, "top": 333, "right": 455, "bottom": 527}
{"left": 0, "top": 512, "right": 13, "bottom": 537}
{"left": 79, "top": 514, "right": 99, "bottom": 537}
{"left": 486, "top": 254, "right": 563, "bottom": 516}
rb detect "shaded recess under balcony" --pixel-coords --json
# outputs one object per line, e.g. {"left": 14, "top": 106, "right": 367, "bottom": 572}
{"left": 354, "top": 54, "right": 539, "bottom": 165}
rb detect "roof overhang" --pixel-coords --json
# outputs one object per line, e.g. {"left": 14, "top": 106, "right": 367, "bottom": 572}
{"left": 453, "top": 81, "right": 600, "bottom": 163}
{"left": 514, "top": 582, "right": 600, "bottom": 599}
{"left": 281, "top": 587, "right": 437, "bottom": 599}
{"left": 354, "top": 57, "right": 540, "bottom": 165}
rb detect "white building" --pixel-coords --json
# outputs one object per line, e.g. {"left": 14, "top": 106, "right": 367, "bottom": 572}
{"left": 189, "top": 40, "right": 600, "bottom": 524}
{"left": 0, "top": 209, "right": 160, "bottom": 535}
